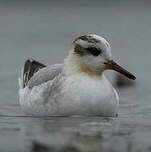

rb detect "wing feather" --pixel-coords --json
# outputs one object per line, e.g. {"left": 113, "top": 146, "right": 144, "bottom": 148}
{"left": 27, "top": 64, "right": 63, "bottom": 89}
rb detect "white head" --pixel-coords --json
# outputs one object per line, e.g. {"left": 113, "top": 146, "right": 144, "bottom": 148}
{"left": 65, "top": 34, "right": 136, "bottom": 80}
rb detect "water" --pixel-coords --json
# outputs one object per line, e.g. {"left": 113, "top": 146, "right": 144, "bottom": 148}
{"left": 0, "top": 0, "right": 151, "bottom": 151}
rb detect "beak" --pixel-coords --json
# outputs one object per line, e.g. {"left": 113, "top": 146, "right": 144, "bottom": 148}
{"left": 105, "top": 60, "right": 136, "bottom": 80}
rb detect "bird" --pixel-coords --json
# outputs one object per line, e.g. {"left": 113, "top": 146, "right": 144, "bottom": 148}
{"left": 18, "top": 34, "right": 136, "bottom": 117}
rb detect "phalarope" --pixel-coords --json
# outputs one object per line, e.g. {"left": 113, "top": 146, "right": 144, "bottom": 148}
{"left": 18, "top": 34, "right": 136, "bottom": 117}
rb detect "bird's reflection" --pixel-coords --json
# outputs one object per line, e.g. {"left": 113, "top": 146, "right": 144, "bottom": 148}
{"left": 19, "top": 117, "right": 134, "bottom": 152}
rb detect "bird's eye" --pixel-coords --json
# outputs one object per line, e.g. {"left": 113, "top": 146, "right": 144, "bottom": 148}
{"left": 87, "top": 47, "right": 102, "bottom": 56}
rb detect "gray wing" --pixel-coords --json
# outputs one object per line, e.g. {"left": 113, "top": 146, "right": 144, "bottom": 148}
{"left": 28, "top": 64, "right": 64, "bottom": 89}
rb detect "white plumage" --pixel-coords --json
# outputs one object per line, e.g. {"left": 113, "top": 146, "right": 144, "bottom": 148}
{"left": 19, "top": 71, "right": 119, "bottom": 116}
{"left": 18, "top": 34, "right": 135, "bottom": 117}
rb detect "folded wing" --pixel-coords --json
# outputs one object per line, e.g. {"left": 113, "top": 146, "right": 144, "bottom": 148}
{"left": 23, "top": 59, "right": 46, "bottom": 88}
{"left": 20, "top": 59, "right": 63, "bottom": 89}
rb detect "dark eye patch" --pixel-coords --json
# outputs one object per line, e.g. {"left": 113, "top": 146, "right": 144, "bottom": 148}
{"left": 87, "top": 47, "right": 102, "bottom": 56}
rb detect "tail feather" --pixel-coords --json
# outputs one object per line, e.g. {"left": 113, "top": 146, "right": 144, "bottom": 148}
{"left": 21, "top": 59, "right": 46, "bottom": 88}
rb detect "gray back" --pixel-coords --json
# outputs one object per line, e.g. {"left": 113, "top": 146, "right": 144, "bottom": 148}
{"left": 28, "top": 64, "right": 64, "bottom": 89}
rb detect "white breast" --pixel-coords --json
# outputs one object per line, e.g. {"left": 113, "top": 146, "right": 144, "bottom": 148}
{"left": 52, "top": 74, "right": 119, "bottom": 116}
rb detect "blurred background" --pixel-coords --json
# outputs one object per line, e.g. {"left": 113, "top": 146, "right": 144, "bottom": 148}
{"left": 0, "top": 0, "right": 151, "bottom": 152}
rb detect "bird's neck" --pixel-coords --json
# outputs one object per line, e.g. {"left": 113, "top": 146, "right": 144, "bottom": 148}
{"left": 64, "top": 49, "right": 102, "bottom": 78}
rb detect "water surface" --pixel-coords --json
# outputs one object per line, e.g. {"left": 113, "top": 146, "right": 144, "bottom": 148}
{"left": 0, "top": 0, "right": 151, "bottom": 151}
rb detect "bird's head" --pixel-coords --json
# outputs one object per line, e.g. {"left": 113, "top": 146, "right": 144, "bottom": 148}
{"left": 65, "top": 34, "right": 136, "bottom": 80}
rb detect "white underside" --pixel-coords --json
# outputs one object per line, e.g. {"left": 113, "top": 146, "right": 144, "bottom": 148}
{"left": 19, "top": 74, "right": 119, "bottom": 117}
